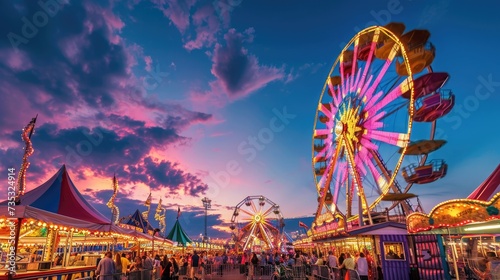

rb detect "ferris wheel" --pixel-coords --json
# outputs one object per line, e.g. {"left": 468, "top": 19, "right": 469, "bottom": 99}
{"left": 312, "top": 23, "right": 454, "bottom": 225}
{"left": 230, "top": 196, "right": 285, "bottom": 252}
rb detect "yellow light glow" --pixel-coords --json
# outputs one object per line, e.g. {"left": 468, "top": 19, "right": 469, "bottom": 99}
{"left": 464, "top": 224, "right": 500, "bottom": 232}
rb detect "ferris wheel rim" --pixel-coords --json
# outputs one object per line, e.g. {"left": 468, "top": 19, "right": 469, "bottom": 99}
{"left": 230, "top": 195, "right": 284, "bottom": 251}
{"left": 311, "top": 25, "right": 417, "bottom": 222}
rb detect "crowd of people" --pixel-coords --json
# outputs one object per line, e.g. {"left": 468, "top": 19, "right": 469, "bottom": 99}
{"left": 306, "top": 250, "right": 381, "bottom": 280}
{"left": 92, "top": 249, "right": 382, "bottom": 280}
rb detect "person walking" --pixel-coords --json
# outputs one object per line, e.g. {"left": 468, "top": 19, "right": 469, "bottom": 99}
{"left": 96, "top": 251, "right": 116, "bottom": 280}
{"left": 191, "top": 251, "right": 200, "bottom": 280}
{"left": 142, "top": 252, "right": 154, "bottom": 280}
{"left": 355, "top": 252, "right": 369, "bottom": 280}
{"left": 328, "top": 251, "right": 338, "bottom": 268}
{"left": 161, "top": 255, "right": 172, "bottom": 280}
{"left": 339, "top": 253, "right": 355, "bottom": 280}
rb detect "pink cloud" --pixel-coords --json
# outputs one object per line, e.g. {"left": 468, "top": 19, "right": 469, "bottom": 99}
{"left": 0, "top": 1, "right": 214, "bottom": 202}
{"left": 189, "top": 29, "right": 285, "bottom": 107}
{"left": 210, "top": 28, "right": 284, "bottom": 99}
{"left": 144, "top": 55, "right": 153, "bottom": 71}
{"left": 183, "top": 5, "right": 220, "bottom": 50}
{"left": 0, "top": 49, "right": 32, "bottom": 71}
{"left": 152, "top": 0, "right": 197, "bottom": 34}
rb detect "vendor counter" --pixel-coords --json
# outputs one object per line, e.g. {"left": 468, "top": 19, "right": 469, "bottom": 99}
{"left": 0, "top": 265, "right": 96, "bottom": 280}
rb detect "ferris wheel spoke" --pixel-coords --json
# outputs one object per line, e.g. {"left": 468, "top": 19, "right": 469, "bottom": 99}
{"left": 360, "top": 75, "right": 374, "bottom": 100}
{"left": 317, "top": 156, "right": 339, "bottom": 191}
{"left": 262, "top": 204, "right": 274, "bottom": 217}
{"left": 368, "top": 130, "right": 409, "bottom": 148}
{"left": 364, "top": 90, "right": 384, "bottom": 110}
{"left": 331, "top": 167, "right": 348, "bottom": 214}
{"left": 354, "top": 154, "right": 368, "bottom": 177}
{"left": 367, "top": 78, "right": 411, "bottom": 113}
{"left": 238, "top": 208, "right": 255, "bottom": 217}
{"left": 365, "top": 43, "right": 400, "bottom": 98}
{"left": 344, "top": 140, "right": 372, "bottom": 219}
{"left": 249, "top": 199, "right": 258, "bottom": 213}
{"left": 259, "top": 223, "right": 274, "bottom": 249}
{"left": 363, "top": 111, "right": 385, "bottom": 129}
{"left": 365, "top": 157, "right": 390, "bottom": 195}
{"left": 314, "top": 128, "right": 331, "bottom": 138}
{"left": 316, "top": 136, "right": 344, "bottom": 219}
{"left": 318, "top": 102, "right": 336, "bottom": 117}
{"left": 243, "top": 223, "right": 258, "bottom": 250}
{"left": 359, "top": 30, "right": 380, "bottom": 90}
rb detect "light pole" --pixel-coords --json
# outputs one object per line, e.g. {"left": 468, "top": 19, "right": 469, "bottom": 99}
{"left": 201, "top": 197, "right": 211, "bottom": 243}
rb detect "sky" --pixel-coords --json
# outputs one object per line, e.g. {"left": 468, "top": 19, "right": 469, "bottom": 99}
{"left": 1, "top": 0, "right": 499, "bottom": 241}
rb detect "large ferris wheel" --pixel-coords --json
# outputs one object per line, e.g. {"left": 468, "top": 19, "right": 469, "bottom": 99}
{"left": 230, "top": 196, "right": 285, "bottom": 252}
{"left": 312, "top": 23, "right": 454, "bottom": 226}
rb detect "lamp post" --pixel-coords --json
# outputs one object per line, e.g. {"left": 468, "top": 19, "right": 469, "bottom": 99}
{"left": 201, "top": 197, "right": 211, "bottom": 243}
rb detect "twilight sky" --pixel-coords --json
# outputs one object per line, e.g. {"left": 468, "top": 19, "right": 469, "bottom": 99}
{"left": 1, "top": 0, "right": 499, "bottom": 240}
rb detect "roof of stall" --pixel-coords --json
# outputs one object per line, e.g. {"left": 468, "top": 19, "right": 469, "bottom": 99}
{"left": 15, "top": 165, "right": 110, "bottom": 224}
{"left": 166, "top": 219, "right": 193, "bottom": 246}
{"left": 120, "top": 209, "right": 154, "bottom": 234}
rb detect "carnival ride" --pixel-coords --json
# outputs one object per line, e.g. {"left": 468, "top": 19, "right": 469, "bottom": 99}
{"left": 312, "top": 22, "right": 455, "bottom": 226}
{"left": 230, "top": 196, "right": 285, "bottom": 252}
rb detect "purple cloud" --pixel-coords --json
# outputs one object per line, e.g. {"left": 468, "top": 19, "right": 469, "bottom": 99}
{"left": 0, "top": 1, "right": 213, "bottom": 200}
{"left": 183, "top": 4, "right": 220, "bottom": 50}
{"left": 210, "top": 28, "right": 284, "bottom": 99}
{"left": 151, "top": 0, "right": 197, "bottom": 34}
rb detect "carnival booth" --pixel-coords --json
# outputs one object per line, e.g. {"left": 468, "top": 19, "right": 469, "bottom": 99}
{"left": 119, "top": 209, "right": 173, "bottom": 256}
{"left": 0, "top": 165, "right": 159, "bottom": 279}
{"left": 407, "top": 164, "right": 500, "bottom": 280}
{"left": 302, "top": 210, "right": 417, "bottom": 280}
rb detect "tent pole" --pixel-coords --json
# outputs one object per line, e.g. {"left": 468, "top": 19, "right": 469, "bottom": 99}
{"left": 8, "top": 218, "right": 23, "bottom": 280}
{"left": 62, "top": 232, "right": 70, "bottom": 267}
{"left": 65, "top": 231, "right": 74, "bottom": 267}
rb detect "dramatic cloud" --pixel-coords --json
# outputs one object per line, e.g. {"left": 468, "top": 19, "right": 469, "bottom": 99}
{"left": 208, "top": 28, "right": 284, "bottom": 100}
{"left": 151, "top": 0, "right": 198, "bottom": 34}
{"left": 0, "top": 1, "right": 212, "bottom": 200}
{"left": 183, "top": 4, "right": 220, "bottom": 50}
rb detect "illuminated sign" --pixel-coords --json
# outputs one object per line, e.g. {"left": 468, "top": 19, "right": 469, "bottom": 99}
{"left": 406, "top": 192, "right": 500, "bottom": 233}
{"left": 312, "top": 212, "right": 347, "bottom": 239}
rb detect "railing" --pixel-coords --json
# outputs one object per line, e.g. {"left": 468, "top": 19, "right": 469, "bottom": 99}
{"left": 310, "top": 265, "right": 362, "bottom": 280}
{"left": 96, "top": 268, "right": 155, "bottom": 280}
{"left": 0, "top": 265, "right": 96, "bottom": 280}
{"left": 174, "top": 263, "right": 308, "bottom": 279}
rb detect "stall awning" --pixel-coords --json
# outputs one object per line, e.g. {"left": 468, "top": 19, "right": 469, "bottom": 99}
{"left": 166, "top": 219, "right": 193, "bottom": 246}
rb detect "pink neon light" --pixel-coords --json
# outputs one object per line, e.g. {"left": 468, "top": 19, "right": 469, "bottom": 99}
{"left": 364, "top": 55, "right": 394, "bottom": 99}
{"left": 368, "top": 130, "right": 408, "bottom": 147}
{"left": 368, "top": 83, "right": 403, "bottom": 113}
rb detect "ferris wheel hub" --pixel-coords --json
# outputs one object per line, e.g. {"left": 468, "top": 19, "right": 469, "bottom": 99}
{"left": 254, "top": 214, "right": 262, "bottom": 223}
{"left": 334, "top": 122, "right": 345, "bottom": 137}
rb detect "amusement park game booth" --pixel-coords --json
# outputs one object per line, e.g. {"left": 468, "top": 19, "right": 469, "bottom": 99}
{"left": 307, "top": 210, "right": 423, "bottom": 280}
{"left": 407, "top": 164, "right": 500, "bottom": 280}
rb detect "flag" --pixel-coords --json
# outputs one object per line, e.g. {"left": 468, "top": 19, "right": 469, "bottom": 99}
{"left": 299, "top": 221, "right": 309, "bottom": 230}
{"left": 144, "top": 192, "right": 152, "bottom": 206}
{"left": 177, "top": 206, "right": 181, "bottom": 219}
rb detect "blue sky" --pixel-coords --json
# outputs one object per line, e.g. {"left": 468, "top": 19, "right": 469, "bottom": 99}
{"left": 1, "top": 0, "right": 499, "bottom": 240}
